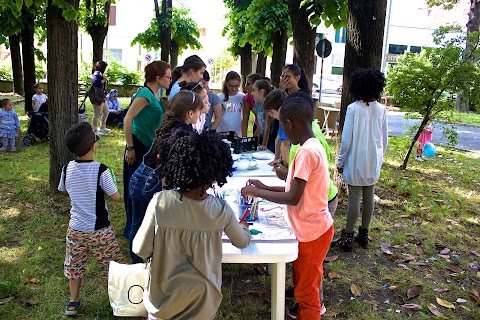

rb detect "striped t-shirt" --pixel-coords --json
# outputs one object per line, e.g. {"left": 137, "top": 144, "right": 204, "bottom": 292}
{"left": 58, "top": 160, "right": 118, "bottom": 232}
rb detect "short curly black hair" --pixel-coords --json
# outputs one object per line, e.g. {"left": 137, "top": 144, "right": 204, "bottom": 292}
{"left": 349, "top": 68, "right": 386, "bottom": 103}
{"left": 280, "top": 97, "right": 314, "bottom": 125}
{"left": 159, "top": 130, "right": 233, "bottom": 196}
{"left": 64, "top": 122, "right": 95, "bottom": 157}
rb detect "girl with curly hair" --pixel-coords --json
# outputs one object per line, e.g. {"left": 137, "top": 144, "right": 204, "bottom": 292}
{"left": 333, "top": 68, "right": 388, "bottom": 252}
{"left": 127, "top": 91, "right": 204, "bottom": 263}
{"left": 133, "top": 130, "right": 251, "bottom": 320}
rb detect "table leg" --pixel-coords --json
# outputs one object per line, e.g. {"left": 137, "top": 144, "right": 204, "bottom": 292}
{"left": 322, "top": 110, "right": 328, "bottom": 131}
{"left": 270, "top": 262, "right": 286, "bottom": 320}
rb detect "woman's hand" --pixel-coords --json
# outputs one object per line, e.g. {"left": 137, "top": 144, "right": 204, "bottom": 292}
{"left": 125, "top": 149, "right": 136, "bottom": 165}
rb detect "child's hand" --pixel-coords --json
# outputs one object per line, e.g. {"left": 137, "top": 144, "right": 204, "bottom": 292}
{"left": 273, "top": 166, "right": 288, "bottom": 181}
{"left": 246, "top": 179, "right": 266, "bottom": 190}
{"left": 239, "top": 221, "right": 249, "bottom": 228}
{"left": 241, "top": 185, "right": 258, "bottom": 200}
{"left": 257, "top": 145, "right": 267, "bottom": 151}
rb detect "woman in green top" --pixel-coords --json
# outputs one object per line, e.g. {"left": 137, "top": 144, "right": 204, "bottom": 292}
{"left": 123, "top": 60, "right": 171, "bottom": 237}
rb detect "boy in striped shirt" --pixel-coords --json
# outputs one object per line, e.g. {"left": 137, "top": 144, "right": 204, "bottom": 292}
{"left": 58, "top": 122, "right": 123, "bottom": 316}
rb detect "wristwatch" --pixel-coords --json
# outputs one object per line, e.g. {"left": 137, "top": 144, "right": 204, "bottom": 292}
{"left": 125, "top": 145, "right": 134, "bottom": 151}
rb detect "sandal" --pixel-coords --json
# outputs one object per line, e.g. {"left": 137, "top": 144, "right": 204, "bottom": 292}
{"left": 65, "top": 301, "right": 81, "bottom": 316}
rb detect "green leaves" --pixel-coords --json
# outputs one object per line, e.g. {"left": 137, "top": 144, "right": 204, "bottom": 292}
{"left": 131, "top": 7, "right": 202, "bottom": 53}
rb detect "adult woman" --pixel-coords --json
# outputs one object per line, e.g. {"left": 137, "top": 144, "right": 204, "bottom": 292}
{"left": 333, "top": 68, "right": 388, "bottom": 252}
{"left": 128, "top": 91, "right": 204, "bottom": 263}
{"left": 123, "top": 60, "right": 171, "bottom": 238}
{"left": 279, "top": 64, "right": 311, "bottom": 95}
{"left": 91, "top": 61, "right": 110, "bottom": 135}
{"left": 168, "top": 55, "right": 206, "bottom": 100}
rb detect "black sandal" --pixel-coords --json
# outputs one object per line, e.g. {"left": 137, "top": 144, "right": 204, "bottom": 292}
{"left": 65, "top": 301, "right": 81, "bottom": 316}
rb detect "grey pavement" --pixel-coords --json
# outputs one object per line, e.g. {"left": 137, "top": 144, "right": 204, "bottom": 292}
{"left": 319, "top": 93, "right": 480, "bottom": 152}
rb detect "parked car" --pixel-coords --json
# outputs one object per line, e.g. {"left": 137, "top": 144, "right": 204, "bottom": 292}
{"left": 312, "top": 76, "right": 342, "bottom": 100}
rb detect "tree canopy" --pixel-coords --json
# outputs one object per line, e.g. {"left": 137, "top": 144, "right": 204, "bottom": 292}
{"left": 131, "top": 7, "right": 202, "bottom": 54}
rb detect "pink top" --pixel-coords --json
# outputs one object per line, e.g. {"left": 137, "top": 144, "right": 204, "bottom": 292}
{"left": 418, "top": 125, "right": 433, "bottom": 147}
{"left": 285, "top": 138, "right": 333, "bottom": 242}
{"left": 243, "top": 93, "right": 259, "bottom": 126}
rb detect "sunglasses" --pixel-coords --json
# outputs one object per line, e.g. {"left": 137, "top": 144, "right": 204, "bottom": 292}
{"left": 190, "top": 82, "right": 204, "bottom": 92}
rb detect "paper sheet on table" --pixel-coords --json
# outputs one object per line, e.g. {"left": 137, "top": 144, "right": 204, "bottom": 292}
{"left": 221, "top": 188, "right": 296, "bottom": 241}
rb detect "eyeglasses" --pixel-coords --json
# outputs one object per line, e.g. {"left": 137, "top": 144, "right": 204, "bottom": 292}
{"left": 163, "top": 75, "right": 172, "bottom": 80}
{"left": 246, "top": 81, "right": 254, "bottom": 86}
{"left": 190, "top": 81, "right": 204, "bottom": 92}
{"left": 280, "top": 75, "right": 292, "bottom": 80}
{"left": 227, "top": 84, "right": 241, "bottom": 89}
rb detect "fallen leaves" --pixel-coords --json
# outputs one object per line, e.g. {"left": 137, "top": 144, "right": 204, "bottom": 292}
{"left": 327, "top": 271, "right": 342, "bottom": 279}
{"left": 324, "top": 255, "right": 339, "bottom": 262}
{"left": 446, "top": 264, "right": 463, "bottom": 274}
{"left": 350, "top": 284, "right": 362, "bottom": 297}
{"left": 401, "top": 303, "right": 422, "bottom": 311}
{"left": 428, "top": 304, "right": 448, "bottom": 318}
{"left": 436, "top": 297, "right": 455, "bottom": 309}
{"left": 406, "top": 284, "right": 423, "bottom": 299}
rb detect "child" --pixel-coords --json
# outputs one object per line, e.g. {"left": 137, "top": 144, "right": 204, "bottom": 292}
{"left": 128, "top": 91, "right": 204, "bottom": 263}
{"left": 106, "top": 89, "right": 124, "bottom": 128}
{"left": 279, "top": 64, "right": 311, "bottom": 95}
{"left": 58, "top": 122, "right": 123, "bottom": 316}
{"left": 241, "top": 73, "right": 263, "bottom": 137}
{"left": 333, "top": 68, "right": 388, "bottom": 252}
{"left": 241, "top": 97, "right": 333, "bottom": 320}
{"left": 168, "top": 55, "right": 206, "bottom": 100}
{"left": 416, "top": 120, "right": 433, "bottom": 161}
{"left": 216, "top": 71, "right": 245, "bottom": 137}
{"left": 0, "top": 99, "right": 20, "bottom": 152}
{"left": 201, "top": 70, "right": 223, "bottom": 131}
{"left": 91, "top": 60, "right": 111, "bottom": 135}
{"left": 179, "top": 81, "right": 211, "bottom": 133}
{"left": 133, "top": 130, "right": 251, "bottom": 320}
{"left": 32, "top": 83, "right": 47, "bottom": 112}
{"left": 251, "top": 79, "right": 273, "bottom": 150}
{"left": 263, "top": 89, "right": 290, "bottom": 164}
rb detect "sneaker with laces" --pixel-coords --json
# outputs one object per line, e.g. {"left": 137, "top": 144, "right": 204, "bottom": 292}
{"left": 0, "top": 146, "right": 7, "bottom": 151}
{"left": 95, "top": 130, "right": 104, "bottom": 136}
{"left": 10, "top": 147, "right": 16, "bottom": 152}
{"left": 287, "top": 303, "right": 326, "bottom": 318}
{"left": 101, "top": 127, "right": 112, "bottom": 133}
{"left": 415, "top": 156, "right": 423, "bottom": 161}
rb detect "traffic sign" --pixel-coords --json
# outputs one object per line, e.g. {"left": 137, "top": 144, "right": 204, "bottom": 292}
{"left": 145, "top": 54, "right": 152, "bottom": 62}
{"left": 316, "top": 39, "right": 332, "bottom": 58}
{"left": 207, "top": 58, "right": 214, "bottom": 65}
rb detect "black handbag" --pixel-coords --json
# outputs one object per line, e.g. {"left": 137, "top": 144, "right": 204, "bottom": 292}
{"left": 88, "top": 84, "right": 105, "bottom": 105}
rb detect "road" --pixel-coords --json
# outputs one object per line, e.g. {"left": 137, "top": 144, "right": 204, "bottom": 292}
{"left": 319, "top": 93, "right": 480, "bottom": 152}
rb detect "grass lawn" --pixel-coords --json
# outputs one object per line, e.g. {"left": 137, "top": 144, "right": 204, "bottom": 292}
{"left": 0, "top": 101, "right": 479, "bottom": 319}
{"left": 403, "top": 109, "right": 480, "bottom": 126}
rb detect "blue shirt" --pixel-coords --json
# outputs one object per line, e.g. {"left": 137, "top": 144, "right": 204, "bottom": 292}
{"left": 278, "top": 124, "right": 288, "bottom": 141}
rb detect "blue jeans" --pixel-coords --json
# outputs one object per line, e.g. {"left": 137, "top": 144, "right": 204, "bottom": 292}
{"left": 128, "top": 162, "right": 162, "bottom": 263}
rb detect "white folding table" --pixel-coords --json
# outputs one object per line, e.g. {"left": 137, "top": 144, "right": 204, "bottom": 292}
{"left": 221, "top": 171, "right": 298, "bottom": 320}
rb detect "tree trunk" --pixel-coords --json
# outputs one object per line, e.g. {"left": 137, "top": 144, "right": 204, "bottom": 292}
{"left": 400, "top": 106, "right": 432, "bottom": 169}
{"left": 240, "top": 43, "right": 253, "bottom": 84}
{"left": 455, "top": 0, "right": 480, "bottom": 113}
{"left": 270, "top": 28, "right": 288, "bottom": 88}
{"left": 9, "top": 34, "right": 24, "bottom": 96}
{"left": 21, "top": 6, "right": 36, "bottom": 112}
{"left": 287, "top": 0, "right": 316, "bottom": 87}
{"left": 256, "top": 51, "right": 267, "bottom": 75}
{"left": 86, "top": 1, "right": 110, "bottom": 63}
{"left": 339, "top": 0, "right": 387, "bottom": 134}
{"left": 46, "top": 0, "right": 79, "bottom": 191}
{"left": 169, "top": 41, "right": 179, "bottom": 69}
{"left": 160, "top": 0, "right": 172, "bottom": 62}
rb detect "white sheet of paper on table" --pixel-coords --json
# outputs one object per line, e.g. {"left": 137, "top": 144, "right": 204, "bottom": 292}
{"left": 221, "top": 189, "right": 296, "bottom": 241}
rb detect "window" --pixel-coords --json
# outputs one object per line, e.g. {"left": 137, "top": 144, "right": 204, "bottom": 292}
{"left": 410, "top": 46, "right": 422, "bottom": 53}
{"left": 109, "top": 49, "right": 122, "bottom": 61}
{"left": 335, "top": 28, "right": 347, "bottom": 43}
{"left": 332, "top": 67, "right": 343, "bottom": 75}
{"left": 109, "top": 6, "right": 116, "bottom": 26}
{"left": 199, "top": 28, "right": 206, "bottom": 36}
{"left": 388, "top": 44, "right": 407, "bottom": 54}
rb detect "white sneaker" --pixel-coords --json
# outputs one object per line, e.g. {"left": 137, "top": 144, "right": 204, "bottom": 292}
{"left": 415, "top": 156, "right": 423, "bottom": 161}
{"left": 321, "top": 304, "right": 326, "bottom": 315}
{"left": 95, "top": 130, "right": 104, "bottom": 135}
{"left": 0, "top": 146, "right": 7, "bottom": 152}
{"left": 100, "top": 128, "right": 112, "bottom": 133}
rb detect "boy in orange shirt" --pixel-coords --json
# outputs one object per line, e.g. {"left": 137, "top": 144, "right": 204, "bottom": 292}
{"left": 241, "top": 97, "right": 333, "bottom": 320}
